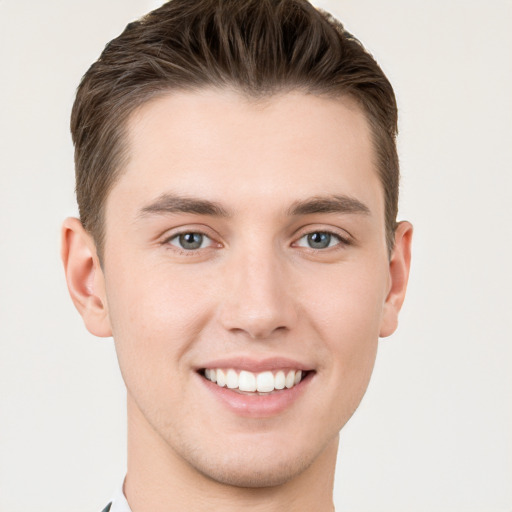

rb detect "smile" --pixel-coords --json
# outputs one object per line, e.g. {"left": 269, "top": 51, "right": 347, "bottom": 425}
{"left": 203, "top": 368, "right": 305, "bottom": 393}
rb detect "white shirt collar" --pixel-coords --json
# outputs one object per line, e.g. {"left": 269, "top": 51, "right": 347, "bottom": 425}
{"left": 108, "top": 480, "right": 132, "bottom": 512}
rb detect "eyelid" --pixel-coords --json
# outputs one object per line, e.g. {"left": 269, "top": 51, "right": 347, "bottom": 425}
{"left": 160, "top": 225, "right": 223, "bottom": 251}
{"left": 168, "top": 232, "right": 213, "bottom": 250}
{"left": 294, "top": 232, "right": 341, "bottom": 249}
{"left": 157, "top": 224, "right": 353, "bottom": 254}
{"left": 291, "top": 225, "right": 353, "bottom": 247}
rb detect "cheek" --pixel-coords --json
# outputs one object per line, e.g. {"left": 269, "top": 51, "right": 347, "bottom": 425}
{"left": 303, "top": 264, "right": 386, "bottom": 414}
{"left": 304, "top": 260, "right": 388, "bottom": 343}
{"left": 106, "top": 255, "right": 211, "bottom": 335}
{"left": 103, "top": 260, "right": 212, "bottom": 396}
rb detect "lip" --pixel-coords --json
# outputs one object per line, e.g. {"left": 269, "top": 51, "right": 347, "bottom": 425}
{"left": 196, "top": 356, "right": 313, "bottom": 373}
{"left": 195, "top": 356, "right": 315, "bottom": 418}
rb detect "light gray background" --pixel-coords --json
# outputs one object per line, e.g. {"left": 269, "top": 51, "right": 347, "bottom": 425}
{"left": 1, "top": 1, "right": 511, "bottom": 511}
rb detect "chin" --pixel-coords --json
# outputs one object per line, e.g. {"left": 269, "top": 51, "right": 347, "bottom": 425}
{"left": 169, "top": 427, "right": 334, "bottom": 489}
{"left": 193, "top": 451, "right": 314, "bottom": 488}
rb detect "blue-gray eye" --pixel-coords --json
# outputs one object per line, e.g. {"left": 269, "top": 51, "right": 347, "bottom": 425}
{"left": 296, "top": 231, "right": 340, "bottom": 249}
{"left": 170, "top": 232, "right": 210, "bottom": 250}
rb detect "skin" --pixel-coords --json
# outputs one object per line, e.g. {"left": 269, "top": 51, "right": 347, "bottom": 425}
{"left": 62, "top": 90, "right": 412, "bottom": 512}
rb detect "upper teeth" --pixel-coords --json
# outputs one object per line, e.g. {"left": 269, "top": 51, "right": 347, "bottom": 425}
{"left": 204, "top": 369, "right": 303, "bottom": 393}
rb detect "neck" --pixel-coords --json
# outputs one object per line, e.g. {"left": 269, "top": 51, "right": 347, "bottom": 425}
{"left": 124, "top": 396, "right": 337, "bottom": 512}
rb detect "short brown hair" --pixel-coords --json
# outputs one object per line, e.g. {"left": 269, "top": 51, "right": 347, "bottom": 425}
{"left": 71, "top": 0, "right": 399, "bottom": 260}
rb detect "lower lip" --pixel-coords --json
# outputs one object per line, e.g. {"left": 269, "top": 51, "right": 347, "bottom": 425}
{"left": 198, "top": 372, "right": 313, "bottom": 418}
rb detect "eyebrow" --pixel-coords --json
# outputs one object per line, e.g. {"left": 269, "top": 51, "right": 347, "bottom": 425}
{"left": 138, "top": 193, "right": 230, "bottom": 218}
{"left": 137, "top": 193, "right": 370, "bottom": 220}
{"left": 287, "top": 195, "right": 371, "bottom": 216}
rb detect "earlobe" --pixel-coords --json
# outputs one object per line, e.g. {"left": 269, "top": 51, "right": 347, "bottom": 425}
{"left": 61, "top": 217, "right": 112, "bottom": 337}
{"left": 379, "top": 221, "right": 413, "bottom": 338}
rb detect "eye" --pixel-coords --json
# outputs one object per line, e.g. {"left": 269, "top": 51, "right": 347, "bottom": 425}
{"left": 295, "top": 231, "right": 343, "bottom": 249}
{"left": 168, "top": 232, "right": 213, "bottom": 251}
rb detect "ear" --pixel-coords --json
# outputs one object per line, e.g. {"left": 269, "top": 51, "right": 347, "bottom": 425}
{"left": 379, "top": 221, "right": 413, "bottom": 338}
{"left": 61, "top": 217, "right": 112, "bottom": 337}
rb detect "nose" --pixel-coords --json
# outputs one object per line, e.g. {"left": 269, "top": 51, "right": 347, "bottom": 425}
{"left": 218, "top": 247, "right": 298, "bottom": 340}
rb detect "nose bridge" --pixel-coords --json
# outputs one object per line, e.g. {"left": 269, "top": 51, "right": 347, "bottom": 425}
{"left": 219, "top": 240, "right": 297, "bottom": 339}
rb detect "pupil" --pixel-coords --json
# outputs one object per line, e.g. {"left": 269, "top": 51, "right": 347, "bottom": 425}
{"left": 180, "top": 233, "right": 202, "bottom": 249}
{"left": 308, "top": 232, "right": 330, "bottom": 249}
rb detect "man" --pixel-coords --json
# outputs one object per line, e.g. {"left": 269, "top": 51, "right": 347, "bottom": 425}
{"left": 61, "top": 0, "right": 412, "bottom": 510}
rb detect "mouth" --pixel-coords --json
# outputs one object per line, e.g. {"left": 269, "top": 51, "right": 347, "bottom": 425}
{"left": 199, "top": 368, "right": 310, "bottom": 395}
{"left": 196, "top": 357, "right": 315, "bottom": 417}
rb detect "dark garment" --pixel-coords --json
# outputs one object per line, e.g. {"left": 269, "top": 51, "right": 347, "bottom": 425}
{"left": 101, "top": 504, "right": 112, "bottom": 512}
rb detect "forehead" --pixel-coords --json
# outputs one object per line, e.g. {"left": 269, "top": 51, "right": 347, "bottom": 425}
{"left": 108, "top": 89, "right": 383, "bottom": 219}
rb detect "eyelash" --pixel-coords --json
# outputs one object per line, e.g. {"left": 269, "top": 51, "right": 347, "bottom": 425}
{"left": 163, "top": 230, "right": 217, "bottom": 255}
{"left": 293, "top": 231, "right": 351, "bottom": 251}
{"left": 162, "top": 228, "right": 351, "bottom": 254}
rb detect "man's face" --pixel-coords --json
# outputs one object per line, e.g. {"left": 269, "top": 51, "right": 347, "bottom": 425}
{"left": 101, "top": 90, "right": 396, "bottom": 486}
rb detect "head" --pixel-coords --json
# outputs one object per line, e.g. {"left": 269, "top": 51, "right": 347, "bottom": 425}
{"left": 63, "top": 0, "right": 411, "bottom": 495}
{"left": 71, "top": 0, "right": 399, "bottom": 262}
